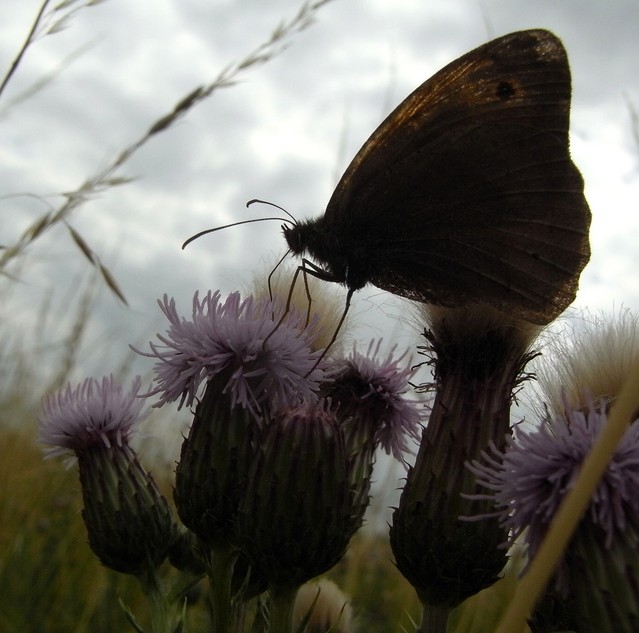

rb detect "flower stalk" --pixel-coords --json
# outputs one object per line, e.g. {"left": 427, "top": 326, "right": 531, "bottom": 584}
{"left": 207, "top": 545, "right": 241, "bottom": 633}
{"left": 269, "top": 586, "right": 299, "bottom": 633}
{"left": 140, "top": 570, "right": 183, "bottom": 633}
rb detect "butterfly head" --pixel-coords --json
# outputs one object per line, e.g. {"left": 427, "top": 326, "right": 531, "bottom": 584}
{"left": 283, "top": 218, "right": 373, "bottom": 293}
{"left": 283, "top": 219, "right": 339, "bottom": 265}
{"left": 282, "top": 222, "right": 305, "bottom": 256}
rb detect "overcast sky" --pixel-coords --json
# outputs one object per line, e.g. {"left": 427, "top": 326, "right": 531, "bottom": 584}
{"left": 2, "top": 0, "right": 639, "bottom": 408}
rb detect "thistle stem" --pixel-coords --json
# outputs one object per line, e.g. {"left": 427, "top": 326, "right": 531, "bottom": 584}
{"left": 140, "top": 570, "right": 174, "bottom": 633}
{"left": 418, "top": 603, "right": 450, "bottom": 633}
{"left": 269, "top": 586, "right": 299, "bottom": 633}
{"left": 208, "top": 545, "right": 240, "bottom": 633}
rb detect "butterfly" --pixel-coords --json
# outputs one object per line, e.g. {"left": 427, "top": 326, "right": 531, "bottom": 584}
{"left": 282, "top": 29, "right": 591, "bottom": 327}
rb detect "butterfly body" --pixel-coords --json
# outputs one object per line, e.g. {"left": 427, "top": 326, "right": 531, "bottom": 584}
{"left": 283, "top": 29, "right": 591, "bottom": 325}
{"left": 284, "top": 218, "right": 373, "bottom": 291}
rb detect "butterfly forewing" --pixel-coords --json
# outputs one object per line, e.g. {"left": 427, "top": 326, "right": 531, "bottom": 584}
{"left": 326, "top": 30, "right": 572, "bottom": 218}
{"left": 319, "top": 29, "right": 589, "bottom": 324}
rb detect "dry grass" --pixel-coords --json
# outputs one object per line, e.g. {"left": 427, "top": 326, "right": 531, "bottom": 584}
{"left": 0, "top": 0, "right": 335, "bottom": 306}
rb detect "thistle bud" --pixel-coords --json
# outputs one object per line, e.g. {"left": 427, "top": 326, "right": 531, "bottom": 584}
{"left": 390, "top": 305, "right": 540, "bottom": 621}
{"left": 38, "top": 376, "right": 177, "bottom": 576}
{"left": 236, "top": 401, "right": 360, "bottom": 592}
{"left": 173, "top": 371, "right": 259, "bottom": 547}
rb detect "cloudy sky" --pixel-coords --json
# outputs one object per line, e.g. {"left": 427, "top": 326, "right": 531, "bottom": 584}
{"left": 2, "top": 0, "right": 638, "bottom": 409}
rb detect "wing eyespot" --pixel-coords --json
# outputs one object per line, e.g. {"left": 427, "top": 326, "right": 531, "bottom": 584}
{"left": 496, "top": 81, "right": 516, "bottom": 99}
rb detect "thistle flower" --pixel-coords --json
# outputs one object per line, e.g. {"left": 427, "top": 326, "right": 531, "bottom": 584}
{"left": 37, "top": 376, "right": 176, "bottom": 576}
{"left": 140, "top": 290, "right": 324, "bottom": 547}
{"left": 321, "top": 341, "right": 423, "bottom": 461}
{"left": 138, "top": 290, "right": 324, "bottom": 415}
{"left": 468, "top": 400, "right": 639, "bottom": 632}
{"left": 38, "top": 375, "right": 147, "bottom": 460}
{"left": 469, "top": 402, "right": 639, "bottom": 573}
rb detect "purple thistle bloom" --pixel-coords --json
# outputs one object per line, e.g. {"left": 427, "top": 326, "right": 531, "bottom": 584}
{"left": 37, "top": 376, "right": 176, "bottom": 574}
{"left": 38, "top": 375, "right": 147, "bottom": 459}
{"left": 323, "top": 341, "right": 424, "bottom": 460}
{"left": 138, "top": 291, "right": 323, "bottom": 414}
{"left": 467, "top": 400, "right": 639, "bottom": 556}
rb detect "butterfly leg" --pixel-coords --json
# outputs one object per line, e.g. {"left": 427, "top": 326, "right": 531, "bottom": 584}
{"left": 263, "top": 258, "right": 347, "bottom": 375}
{"left": 293, "top": 259, "right": 354, "bottom": 375}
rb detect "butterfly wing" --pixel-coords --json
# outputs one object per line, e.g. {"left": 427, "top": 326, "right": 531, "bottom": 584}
{"left": 324, "top": 29, "right": 590, "bottom": 324}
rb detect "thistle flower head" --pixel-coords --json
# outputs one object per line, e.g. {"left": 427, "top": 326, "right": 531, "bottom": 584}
{"left": 138, "top": 291, "right": 324, "bottom": 415}
{"left": 37, "top": 376, "right": 176, "bottom": 575}
{"left": 322, "top": 341, "right": 424, "bottom": 460}
{"left": 534, "top": 308, "right": 639, "bottom": 415}
{"left": 38, "top": 375, "right": 147, "bottom": 460}
{"left": 468, "top": 398, "right": 639, "bottom": 560}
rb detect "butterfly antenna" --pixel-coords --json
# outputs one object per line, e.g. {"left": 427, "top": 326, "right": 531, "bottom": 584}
{"left": 247, "top": 198, "right": 297, "bottom": 225}
{"left": 182, "top": 216, "right": 294, "bottom": 249}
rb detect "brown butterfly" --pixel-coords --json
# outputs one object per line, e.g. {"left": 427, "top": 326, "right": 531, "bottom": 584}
{"left": 282, "top": 29, "right": 591, "bottom": 327}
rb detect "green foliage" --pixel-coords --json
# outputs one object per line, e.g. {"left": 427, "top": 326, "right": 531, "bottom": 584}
{"left": 329, "top": 536, "right": 421, "bottom": 633}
